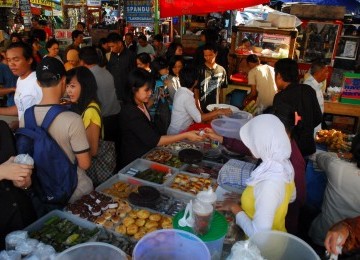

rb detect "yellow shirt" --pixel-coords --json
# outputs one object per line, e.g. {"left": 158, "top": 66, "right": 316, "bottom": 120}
{"left": 82, "top": 102, "right": 101, "bottom": 129}
{"left": 241, "top": 181, "right": 295, "bottom": 232}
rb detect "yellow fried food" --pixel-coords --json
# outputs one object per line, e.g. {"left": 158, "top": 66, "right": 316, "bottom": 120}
{"left": 137, "top": 209, "right": 150, "bottom": 219}
{"left": 123, "top": 217, "right": 135, "bottom": 227}
{"left": 127, "top": 224, "right": 139, "bottom": 235}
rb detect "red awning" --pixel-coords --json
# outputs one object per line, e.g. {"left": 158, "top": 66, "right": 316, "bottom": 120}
{"left": 159, "top": 0, "right": 269, "bottom": 18}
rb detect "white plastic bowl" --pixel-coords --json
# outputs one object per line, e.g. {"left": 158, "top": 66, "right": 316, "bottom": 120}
{"left": 211, "top": 118, "right": 248, "bottom": 140}
{"left": 249, "top": 231, "right": 320, "bottom": 260}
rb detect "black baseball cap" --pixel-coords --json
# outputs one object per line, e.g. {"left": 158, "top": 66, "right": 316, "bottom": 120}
{"left": 36, "top": 57, "right": 65, "bottom": 84}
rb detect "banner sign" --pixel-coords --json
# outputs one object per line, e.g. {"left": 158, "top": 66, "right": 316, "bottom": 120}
{"left": 30, "top": 0, "right": 55, "bottom": 7}
{"left": 87, "top": 0, "right": 101, "bottom": 7}
{"left": 54, "top": 29, "right": 73, "bottom": 39}
{"left": 159, "top": 0, "right": 268, "bottom": 18}
{"left": 263, "top": 33, "right": 290, "bottom": 45}
{"left": 0, "top": 0, "right": 14, "bottom": 8}
{"left": 125, "top": 0, "right": 153, "bottom": 26}
{"left": 20, "top": 0, "right": 32, "bottom": 29}
{"left": 63, "top": 0, "right": 82, "bottom": 5}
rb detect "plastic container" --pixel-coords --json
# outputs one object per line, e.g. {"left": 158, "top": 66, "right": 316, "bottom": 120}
{"left": 115, "top": 158, "right": 178, "bottom": 188}
{"left": 173, "top": 210, "right": 228, "bottom": 260}
{"left": 249, "top": 230, "right": 320, "bottom": 260}
{"left": 133, "top": 229, "right": 210, "bottom": 260}
{"left": 211, "top": 118, "right": 246, "bottom": 140}
{"left": 224, "top": 110, "right": 253, "bottom": 120}
{"left": 56, "top": 242, "right": 127, "bottom": 260}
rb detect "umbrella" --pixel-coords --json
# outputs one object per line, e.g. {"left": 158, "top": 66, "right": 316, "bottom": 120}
{"left": 159, "top": 0, "right": 269, "bottom": 18}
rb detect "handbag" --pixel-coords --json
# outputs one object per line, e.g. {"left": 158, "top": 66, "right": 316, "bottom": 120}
{"left": 83, "top": 105, "right": 116, "bottom": 187}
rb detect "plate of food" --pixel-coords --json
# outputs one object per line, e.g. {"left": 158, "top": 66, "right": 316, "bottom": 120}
{"left": 206, "top": 104, "right": 240, "bottom": 113}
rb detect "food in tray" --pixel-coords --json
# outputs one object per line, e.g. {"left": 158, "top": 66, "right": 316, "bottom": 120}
{"left": 144, "top": 149, "right": 172, "bottom": 164}
{"left": 170, "top": 173, "right": 213, "bottom": 195}
{"left": 134, "top": 168, "right": 170, "bottom": 184}
{"left": 112, "top": 208, "right": 173, "bottom": 240}
{"left": 153, "top": 193, "right": 186, "bottom": 217}
{"left": 66, "top": 191, "right": 129, "bottom": 222}
{"left": 185, "top": 162, "right": 223, "bottom": 179}
{"left": 29, "top": 216, "right": 99, "bottom": 252}
{"left": 161, "top": 141, "right": 201, "bottom": 151}
{"left": 102, "top": 181, "right": 138, "bottom": 199}
{"left": 316, "top": 129, "right": 351, "bottom": 151}
{"left": 128, "top": 186, "right": 161, "bottom": 208}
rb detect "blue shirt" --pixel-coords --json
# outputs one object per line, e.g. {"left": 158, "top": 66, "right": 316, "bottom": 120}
{"left": 0, "top": 63, "right": 17, "bottom": 106}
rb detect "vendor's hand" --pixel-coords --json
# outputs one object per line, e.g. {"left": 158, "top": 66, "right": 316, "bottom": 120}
{"left": 324, "top": 222, "right": 349, "bottom": 255}
{"left": 186, "top": 130, "right": 205, "bottom": 142}
{"left": 204, "top": 128, "right": 223, "bottom": 143}
{"left": 0, "top": 157, "right": 33, "bottom": 182}
{"left": 216, "top": 200, "right": 242, "bottom": 215}
{"left": 217, "top": 108, "right": 232, "bottom": 117}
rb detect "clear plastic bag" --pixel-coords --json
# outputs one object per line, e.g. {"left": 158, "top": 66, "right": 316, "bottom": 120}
{"left": 227, "top": 241, "right": 264, "bottom": 260}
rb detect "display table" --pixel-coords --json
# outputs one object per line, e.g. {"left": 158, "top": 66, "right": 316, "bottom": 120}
{"left": 324, "top": 101, "right": 360, "bottom": 131}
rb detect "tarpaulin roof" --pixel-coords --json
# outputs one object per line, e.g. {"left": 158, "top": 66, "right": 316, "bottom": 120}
{"left": 159, "top": 0, "right": 270, "bottom": 18}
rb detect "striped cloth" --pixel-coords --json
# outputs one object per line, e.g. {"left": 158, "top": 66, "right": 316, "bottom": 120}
{"left": 217, "top": 159, "right": 256, "bottom": 193}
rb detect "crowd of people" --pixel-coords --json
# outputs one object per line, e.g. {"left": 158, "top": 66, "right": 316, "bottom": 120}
{"left": 0, "top": 23, "right": 359, "bottom": 259}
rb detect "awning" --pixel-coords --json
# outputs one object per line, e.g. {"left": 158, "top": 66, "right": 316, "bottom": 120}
{"left": 159, "top": 0, "right": 269, "bottom": 18}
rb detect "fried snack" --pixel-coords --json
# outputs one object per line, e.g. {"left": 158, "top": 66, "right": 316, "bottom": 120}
{"left": 145, "top": 221, "right": 158, "bottom": 230}
{"left": 149, "top": 214, "right": 162, "bottom": 222}
{"left": 134, "top": 230, "right": 147, "bottom": 240}
{"left": 95, "top": 216, "right": 106, "bottom": 225}
{"left": 123, "top": 217, "right": 135, "bottom": 227}
{"left": 115, "top": 225, "right": 127, "bottom": 235}
{"left": 146, "top": 227, "right": 158, "bottom": 233}
{"left": 111, "top": 215, "right": 120, "bottom": 224}
{"left": 128, "top": 210, "right": 139, "bottom": 219}
{"left": 103, "top": 220, "right": 114, "bottom": 229}
{"left": 316, "top": 129, "right": 351, "bottom": 151}
{"left": 137, "top": 209, "right": 150, "bottom": 219}
{"left": 135, "top": 218, "right": 146, "bottom": 227}
{"left": 126, "top": 224, "right": 139, "bottom": 235}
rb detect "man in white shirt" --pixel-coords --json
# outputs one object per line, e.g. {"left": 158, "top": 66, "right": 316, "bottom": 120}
{"left": 168, "top": 67, "right": 231, "bottom": 134}
{"left": 0, "top": 42, "right": 42, "bottom": 121}
{"left": 137, "top": 34, "right": 155, "bottom": 58}
{"left": 244, "top": 54, "right": 277, "bottom": 111}
{"left": 303, "top": 60, "right": 328, "bottom": 134}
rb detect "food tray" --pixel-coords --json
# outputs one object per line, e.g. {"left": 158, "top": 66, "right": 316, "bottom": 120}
{"left": 160, "top": 141, "right": 203, "bottom": 155}
{"left": 142, "top": 148, "right": 185, "bottom": 168}
{"left": 164, "top": 172, "right": 217, "bottom": 199}
{"left": 117, "top": 158, "right": 178, "bottom": 188}
{"left": 96, "top": 172, "right": 139, "bottom": 198}
{"left": 180, "top": 160, "right": 223, "bottom": 179}
{"left": 25, "top": 210, "right": 99, "bottom": 252}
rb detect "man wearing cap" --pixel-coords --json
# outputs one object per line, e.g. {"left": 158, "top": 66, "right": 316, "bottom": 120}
{"left": 0, "top": 42, "right": 42, "bottom": 123}
{"left": 19, "top": 57, "right": 92, "bottom": 205}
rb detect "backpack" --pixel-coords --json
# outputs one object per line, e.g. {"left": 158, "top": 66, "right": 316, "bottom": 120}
{"left": 16, "top": 105, "right": 78, "bottom": 204}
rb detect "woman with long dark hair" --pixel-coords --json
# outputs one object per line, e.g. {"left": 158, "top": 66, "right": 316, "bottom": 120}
{"left": 119, "top": 68, "right": 204, "bottom": 167}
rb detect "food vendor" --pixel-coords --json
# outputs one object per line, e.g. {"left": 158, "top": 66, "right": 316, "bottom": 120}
{"left": 216, "top": 114, "right": 295, "bottom": 237}
{"left": 119, "top": 68, "right": 204, "bottom": 167}
{"left": 309, "top": 134, "right": 360, "bottom": 247}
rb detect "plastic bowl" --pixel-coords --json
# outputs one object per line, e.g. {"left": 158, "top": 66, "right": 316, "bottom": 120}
{"left": 133, "top": 229, "right": 210, "bottom": 260}
{"left": 224, "top": 111, "right": 253, "bottom": 121}
{"left": 249, "top": 231, "right": 320, "bottom": 260}
{"left": 56, "top": 242, "right": 127, "bottom": 260}
{"left": 211, "top": 118, "right": 247, "bottom": 140}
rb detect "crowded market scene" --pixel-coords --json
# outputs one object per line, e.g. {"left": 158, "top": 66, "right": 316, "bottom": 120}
{"left": 0, "top": 0, "right": 360, "bottom": 258}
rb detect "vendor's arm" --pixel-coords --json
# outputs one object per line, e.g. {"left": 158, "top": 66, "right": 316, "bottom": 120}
{"left": 235, "top": 180, "right": 284, "bottom": 237}
{"left": 193, "top": 88, "right": 203, "bottom": 113}
{"left": 244, "top": 84, "right": 257, "bottom": 104}
{"left": 0, "top": 105, "right": 18, "bottom": 116}
{"left": 0, "top": 87, "right": 16, "bottom": 96}
{"left": 325, "top": 216, "right": 360, "bottom": 255}
{"left": 201, "top": 108, "right": 232, "bottom": 122}
{"left": 157, "top": 131, "right": 204, "bottom": 146}
{"left": 204, "top": 128, "right": 251, "bottom": 155}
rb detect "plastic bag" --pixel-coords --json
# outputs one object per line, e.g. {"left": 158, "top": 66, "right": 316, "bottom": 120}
{"left": 14, "top": 154, "right": 34, "bottom": 166}
{"left": 227, "top": 241, "right": 264, "bottom": 260}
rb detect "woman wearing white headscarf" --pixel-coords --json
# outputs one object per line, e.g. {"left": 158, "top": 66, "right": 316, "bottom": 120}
{"left": 217, "top": 114, "right": 296, "bottom": 237}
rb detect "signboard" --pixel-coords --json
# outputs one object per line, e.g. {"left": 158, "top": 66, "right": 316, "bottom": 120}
{"left": 0, "top": 0, "right": 15, "bottom": 8}
{"left": 125, "top": 0, "right": 153, "bottom": 27}
{"left": 159, "top": 0, "right": 268, "bottom": 18}
{"left": 54, "top": 29, "right": 73, "bottom": 39}
{"left": 342, "top": 73, "right": 360, "bottom": 100}
{"left": 63, "top": 0, "right": 82, "bottom": 5}
{"left": 263, "top": 33, "right": 291, "bottom": 45}
{"left": 30, "top": 0, "right": 55, "bottom": 7}
{"left": 20, "top": 0, "right": 32, "bottom": 29}
{"left": 87, "top": 0, "right": 101, "bottom": 6}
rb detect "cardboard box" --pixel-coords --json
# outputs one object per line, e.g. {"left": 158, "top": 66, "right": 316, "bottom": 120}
{"left": 267, "top": 12, "right": 296, "bottom": 28}
{"left": 290, "top": 4, "right": 345, "bottom": 20}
